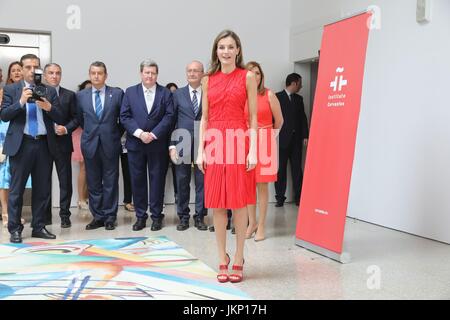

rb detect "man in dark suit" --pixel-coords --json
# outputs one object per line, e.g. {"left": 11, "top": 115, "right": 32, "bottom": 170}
{"left": 43, "top": 63, "right": 77, "bottom": 228}
{"left": 169, "top": 60, "right": 208, "bottom": 231}
{"left": 275, "top": 73, "right": 309, "bottom": 207}
{"left": 76, "top": 61, "right": 123, "bottom": 231}
{"left": 0, "top": 54, "right": 64, "bottom": 243}
{"left": 120, "top": 59, "right": 174, "bottom": 232}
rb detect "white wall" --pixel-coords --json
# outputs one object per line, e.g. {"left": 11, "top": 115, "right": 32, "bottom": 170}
{"left": 291, "top": 0, "right": 450, "bottom": 244}
{"left": 0, "top": 0, "right": 293, "bottom": 206}
{"left": 0, "top": 0, "right": 291, "bottom": 93}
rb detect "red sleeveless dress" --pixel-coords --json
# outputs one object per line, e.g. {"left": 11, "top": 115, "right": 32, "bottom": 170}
{"left": 245, "top": 89, "right": 278, "bottom": 183}
{"left": 204, "top": 68, "right": 256, "bottom": 209}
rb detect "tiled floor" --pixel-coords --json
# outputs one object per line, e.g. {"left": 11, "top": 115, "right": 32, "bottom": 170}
{"left": 1, "top": 203, "right": 449, "bottom": 300}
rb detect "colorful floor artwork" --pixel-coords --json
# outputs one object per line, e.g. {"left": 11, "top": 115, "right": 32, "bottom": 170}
{"left": 0, "top": 236, "right": 250, "bottom": 300}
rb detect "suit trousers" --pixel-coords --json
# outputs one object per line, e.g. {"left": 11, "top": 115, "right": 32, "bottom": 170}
{"left": 84, "top": 145, "right": 119, "bottom": 223}
{"left": 275, "top": 136, "right": 304, "bottom": 203}
{"left": 128, "top": 149, "right": 168, "bottom": 222}
{"left": 175, "top": 163, "right": 207, "bottom": 221}
{"left": 120, "top": 153, "right": 133, "bottom": 204}
{"left": 8, "top": 137, "right": 52, "bottom": 233}
{"left": 52, "top": 151, "right": 73, "bottom": 218}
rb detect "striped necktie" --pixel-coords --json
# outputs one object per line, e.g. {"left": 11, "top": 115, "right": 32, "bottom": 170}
{"left": 95, "top": 90, "right": 103, "bottom": 119}
{"left": 192, "top": 90, "right": 199, "bottom": 116}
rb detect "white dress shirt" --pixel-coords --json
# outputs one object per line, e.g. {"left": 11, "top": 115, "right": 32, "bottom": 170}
{"left": 143, "top": 83, "right": 156, "bottom": 114}
{"left": 133, "top": 83, "right": 158, "bottom": 140}
{"left": 285, "top": 89, "right": 292, "bottom": 101}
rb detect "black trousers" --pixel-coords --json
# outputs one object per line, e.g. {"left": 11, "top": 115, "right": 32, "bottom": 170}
{"left": 275, "top": 137, "right": 304, "bottom": 203}
{"left": 175, "top": 163, "right": 207, "bottom": 221}
{"left": 120, "top": 153, "right": 133, "bottom": 204}
{"left": 8, "top": 137, "right": 52, "bottom": 233}
{"left": 128, "top": 149, "right": 168, "bottom": 222}
{"left": 166, "top": 155, "right": 177, "bottom": 197}
{"left": 51, "top": 151, "right": 73, "bottom": 218}
{"left": 84, "top": 146, "right": 119, "bottom": 223}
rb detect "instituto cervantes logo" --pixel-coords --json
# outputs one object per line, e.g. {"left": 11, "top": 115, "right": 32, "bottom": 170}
{"left": 330, "top": 67, "right": 348, "bottom": 92}
{"left": 328, "top": 67, "right": 347, "bottom": 108}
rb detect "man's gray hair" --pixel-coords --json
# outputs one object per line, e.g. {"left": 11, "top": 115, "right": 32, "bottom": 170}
{"left": 188, "top": 60, "right": 204, "bottom": 72}
{"left": 140, "top": 59, "right": 159, "bottom": 73}
{"left": 44, "top": 63, "right": 62, "bottom": 73}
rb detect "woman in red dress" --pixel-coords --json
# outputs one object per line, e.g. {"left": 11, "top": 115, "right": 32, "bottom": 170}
{"left": 244, "top": 61, "right": 283, "bottom": 242}
{"left": 197, "top": 30, "right": 258, "bottom": 283}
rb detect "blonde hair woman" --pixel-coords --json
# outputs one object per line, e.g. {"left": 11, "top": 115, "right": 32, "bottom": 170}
{"left": 244, "top": 61, "right": 283, "bottom": 241}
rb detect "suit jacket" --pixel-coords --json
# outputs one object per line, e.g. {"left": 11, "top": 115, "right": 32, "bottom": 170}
{"left": 0, "top": 81, "right": 64, "bottom": 157}
{"left": 54, "top": 86, "right": 77, "bottom": 153}
{"left": 120, "top": 83, "right": 174, "bottom": 153}
{"left": 276, "top": 90, "right": 309, "bottom": 149}
{"left": 76, "top": 85, "right": 124, "bottom": 159}
{"left": 170, "top": 85, "right": 202, "bottom": 158}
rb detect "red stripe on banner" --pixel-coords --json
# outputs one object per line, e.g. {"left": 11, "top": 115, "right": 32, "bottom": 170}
{"left": 296, "top": 12, "right": 372, "bottom": 254}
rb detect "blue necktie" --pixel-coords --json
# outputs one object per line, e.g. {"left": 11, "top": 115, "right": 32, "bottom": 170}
{"left": 95, "top": 90, "right": 103, "bottom": 119}
{"left": 28, "top": 99, "right": 38, "bottom": 138}
{"left": 192, "top": 90, "right": 199, "bottom": 116}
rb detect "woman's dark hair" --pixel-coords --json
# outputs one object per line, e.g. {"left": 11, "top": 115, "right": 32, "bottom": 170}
{"left": 78, "top": 80, "right": 92, "bottom": 91}
{"left": 165, "top": 82, "right": 178, "bottom": 90}
{"left": 6, "top": 61, "right": 22, "bottom": 84}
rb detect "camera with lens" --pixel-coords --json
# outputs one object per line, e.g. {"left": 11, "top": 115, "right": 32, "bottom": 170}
{"left": 27, "top": 69, "right": 47, "bottom": 103}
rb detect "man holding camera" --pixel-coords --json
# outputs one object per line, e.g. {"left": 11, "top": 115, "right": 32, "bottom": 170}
{"left": 0, "top": 54, "right": 63, "bottom": 243}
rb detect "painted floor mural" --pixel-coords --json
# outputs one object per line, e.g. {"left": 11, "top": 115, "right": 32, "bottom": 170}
{"left": 0, "top": 236, "right": 250, "bottom": 300}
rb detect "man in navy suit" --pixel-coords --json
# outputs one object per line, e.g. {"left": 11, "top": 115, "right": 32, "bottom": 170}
{"left": 0, "top": 54, "right": 64, "bottom": 243}
{"left": 169, "top": 60, "right": 207, "bottom": 231}
{"left": 275, "top": 73, "right": 309, "bottom": 207}
{"left": 76, "top": 61, "right": 124, "bottom": 231}
{"left": 120, "top": 59, "right": 174, "bottom": 232}
{"left": 43, "top": 63, "right": 77, "bottom": 228}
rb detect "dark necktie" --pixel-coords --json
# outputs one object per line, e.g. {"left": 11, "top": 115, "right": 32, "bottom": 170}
{"left": 192, "top": 90, "right": 199, "bottom": 116}
{"left": 95, "top": 90, "right": 103, "bottom": 119}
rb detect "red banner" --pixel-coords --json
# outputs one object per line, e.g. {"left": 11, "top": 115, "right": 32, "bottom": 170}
{"left": 296, "top": 12, "right": 372, "bottom": 254}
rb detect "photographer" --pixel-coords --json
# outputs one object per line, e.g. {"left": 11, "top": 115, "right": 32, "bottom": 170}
{"left": 0, "top": 53, "right": 63, "bottom": 243}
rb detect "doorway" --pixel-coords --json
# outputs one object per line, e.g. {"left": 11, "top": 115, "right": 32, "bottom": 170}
{"left": 294, "top": 57, "right": 319, "bottom": 168}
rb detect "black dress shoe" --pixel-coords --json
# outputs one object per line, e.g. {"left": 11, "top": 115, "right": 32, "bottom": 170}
{"left": 86, "top": 219, "right": 105, "bottom": 230}
{"left": 176, "top": 220, "right": 189, "bottom": 231}
{"left": 132, "top": 219, "right": 146, "bottom": 231}
{"left": 61, "top": 217, "right": 71, "bottom": 228}
{"left": 32, "top": 227, "right": 56, "bottom": 239}
{"left": 151, "top": 220, "right": 163, "bottom": 231}
{"left": 105, "top": 221, "right": 116, "bottom": 231}
{"left": 209, "top": 225, "right": 215, "bottom": 232}
{"left": 231, "top": 227, "right": 236, "bottom": 234}
{"left": 275, "top": 201, "right": 284, "bottom": 207}
{"left": 194, "top": 217, "right": 208, "bottom": 231}
{"left": 226, "top": 218, "right": 232, "bottom": 230}
{"left": 10, "top": 231, "right": 22, "bottom": 243}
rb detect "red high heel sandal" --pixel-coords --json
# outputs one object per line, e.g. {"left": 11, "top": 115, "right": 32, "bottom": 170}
{"left": 229, "top": 259, "right": 245, "bottom": 283}
{"left": 217, "top": 254, "right": 231, "bottom": 283}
